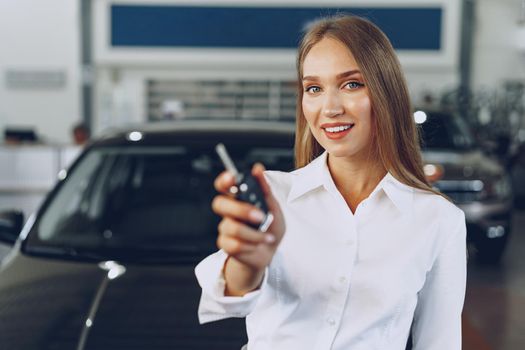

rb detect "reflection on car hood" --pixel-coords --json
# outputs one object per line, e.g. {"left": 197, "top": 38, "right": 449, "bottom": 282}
{"left": 0, "top": 252, "right": 246, "bottom": 350}
{"left": 422, "top": 149, "right": 503, "bottom": 180}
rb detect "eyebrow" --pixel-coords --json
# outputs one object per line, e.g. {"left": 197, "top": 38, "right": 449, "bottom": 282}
{"left": 302, "top": 69, "right": 361, "bottom": 81}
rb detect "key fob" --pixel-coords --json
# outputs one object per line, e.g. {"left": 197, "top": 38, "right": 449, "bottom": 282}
{"left": 230, "top": 171, "right": 273, "bottom": 231}
{"left": 216, "top": 143, "right": 274, "bottom": 232}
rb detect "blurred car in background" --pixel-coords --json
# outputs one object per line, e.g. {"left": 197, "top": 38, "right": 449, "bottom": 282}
{"left": 0, "top": 120, "right": 295, "bottom": 350}
{"left": 417, "top": 109, "right": 513, "bottom": 263}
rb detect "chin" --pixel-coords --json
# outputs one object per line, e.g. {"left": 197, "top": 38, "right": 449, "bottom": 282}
{"left": 325, "top": 147, "right": 357, "bottom": 158}
{"left": 324, "top": 143, "right": 371, "bottom": 159}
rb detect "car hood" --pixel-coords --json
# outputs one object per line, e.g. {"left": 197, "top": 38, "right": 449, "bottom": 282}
{"left": 421, "top": 149, "right": 503, "bottom": 180}
{"left": 0, "top": 252, "right": 246, "bottom": 350}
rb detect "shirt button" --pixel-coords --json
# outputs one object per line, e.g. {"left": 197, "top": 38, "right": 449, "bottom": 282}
{"left": 345, "top": 239, "right": 354, "bottom": 246}
{"left": 339, "top": 276, "right": 347, "bottom": 283}
{"left": 327, "top": 317, "right": 336, "bottom": 326}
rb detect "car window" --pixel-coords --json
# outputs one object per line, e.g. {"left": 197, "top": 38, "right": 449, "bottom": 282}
{"left": 419, "top": 112, "right": 475, "bottom": 150}
{"left": 28, "top": 144, "right": 294, "bottom": 262}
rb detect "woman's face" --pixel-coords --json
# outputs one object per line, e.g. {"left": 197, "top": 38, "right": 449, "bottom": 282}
{"left": 301, "top": 37, "right": 374, "bottom": 160}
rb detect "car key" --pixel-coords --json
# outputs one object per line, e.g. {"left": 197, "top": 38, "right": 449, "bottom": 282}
{"left": 215, "top": 143, "right": 274, "bottom": 232}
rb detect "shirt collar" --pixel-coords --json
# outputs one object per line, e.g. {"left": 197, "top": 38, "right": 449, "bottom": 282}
{"left": 288, "top": 151, "right": 329, "bottom": 203}
{"left": 288, "top": 151, "right": 414, "bottom": 212}
{"left": 377, "top": 172, "right": 414, "bottom": 212}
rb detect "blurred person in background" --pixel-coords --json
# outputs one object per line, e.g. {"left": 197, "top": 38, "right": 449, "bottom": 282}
{"left": 196, "top": 15, "right": 466, "bottom": 350}
{"left": 71, "top": 122, "right": 90, "bottom": 146}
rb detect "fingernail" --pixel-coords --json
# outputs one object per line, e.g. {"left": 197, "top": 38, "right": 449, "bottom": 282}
{"left": 265, "top": 234, "right": 276, "bottom": 244}
{"left": 249, "top": 210, "right": 265, "bottom": 223}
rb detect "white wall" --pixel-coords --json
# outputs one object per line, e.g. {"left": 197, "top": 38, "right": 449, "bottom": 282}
{"left": 0, "top": 0, "right": 81, "bottom": 144}
{"left": 472, "top": 0, "right": 525, "bottom": 89}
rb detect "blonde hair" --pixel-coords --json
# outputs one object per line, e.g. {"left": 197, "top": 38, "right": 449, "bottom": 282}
{"left": 294, "top": 14, "right": 440, "bottom": 195}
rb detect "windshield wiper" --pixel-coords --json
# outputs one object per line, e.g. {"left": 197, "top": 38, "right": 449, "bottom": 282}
{"left": 24, "top": 245, "right": 112, "bottom": 261}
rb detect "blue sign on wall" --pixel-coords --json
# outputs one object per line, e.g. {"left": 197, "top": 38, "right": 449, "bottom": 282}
{"left": 111, "top": 5, "right": 442, "bottom": 50}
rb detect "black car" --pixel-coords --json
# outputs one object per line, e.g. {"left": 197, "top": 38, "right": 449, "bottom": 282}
{"left": 0, "top": 120, "right": 295, "bottom": 350}
{"left": 417, "top": 109, "right": 513, "bottom": 263}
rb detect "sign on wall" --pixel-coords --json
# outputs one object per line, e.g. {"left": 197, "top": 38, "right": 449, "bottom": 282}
{"left": 110, "top": 5, "right": 442, "bottom": 50}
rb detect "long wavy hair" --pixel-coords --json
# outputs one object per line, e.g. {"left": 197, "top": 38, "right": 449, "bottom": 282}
{"left": 294, "top": 14, "right": 439, "bottom": 195}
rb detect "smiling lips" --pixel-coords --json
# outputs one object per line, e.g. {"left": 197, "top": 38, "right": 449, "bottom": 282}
{"left": 321, "top": 122, "right": 355, "bottom": 140}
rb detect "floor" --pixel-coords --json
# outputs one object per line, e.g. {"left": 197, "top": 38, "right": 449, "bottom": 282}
{"left": 463, "top": 208, "right": 525, "bottom": 350}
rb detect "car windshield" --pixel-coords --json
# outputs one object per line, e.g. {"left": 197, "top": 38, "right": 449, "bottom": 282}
{"left": 24, "top": 142, "right": 294, "bottom": 263}
{"left": 418, "top": 111, "right": 475, "bottom": 150}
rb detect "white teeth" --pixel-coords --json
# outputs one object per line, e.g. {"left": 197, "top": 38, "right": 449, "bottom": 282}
{"left": 325, "top": 125, "right": 353, "bottom": 133}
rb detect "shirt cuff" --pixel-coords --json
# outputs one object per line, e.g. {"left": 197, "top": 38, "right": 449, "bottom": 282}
{"left": 194, "top": 250, "right": 268, "bottom": 324}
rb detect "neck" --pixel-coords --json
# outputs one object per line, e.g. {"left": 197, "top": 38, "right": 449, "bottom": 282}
{"left": 327, "top": 153, "right": 387, "bottom": 212}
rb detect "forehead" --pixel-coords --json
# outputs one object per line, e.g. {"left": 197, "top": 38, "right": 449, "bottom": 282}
{"left": 302, "top": 37, "right": 359, "bottom": 75}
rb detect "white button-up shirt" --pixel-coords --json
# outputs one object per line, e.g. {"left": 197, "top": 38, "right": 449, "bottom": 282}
{"left": 195, "top": 151, "right": 467, "bottom": 350}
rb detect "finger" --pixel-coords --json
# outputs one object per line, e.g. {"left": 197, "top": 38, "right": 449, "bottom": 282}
{"left": 217, "top": 234, "right": 258, "bottom": 255}
{"left": 214, "top": 170, "right": 236, "bottom": 194}
{"left": 212, "top": 195, "right": 267, "bottom": 225}
{"left": 251, "top": 163, "right": 271, "bottom": 196}
{"left": 218, "top": 217, "right": 275, "bottom": 244}
{"left": 251, "top": 163, "right": 281, "bottom": 214}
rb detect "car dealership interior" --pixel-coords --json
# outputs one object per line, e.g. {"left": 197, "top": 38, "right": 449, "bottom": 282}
{"left": 0, "top": 0, "right": 525, "bottom": 349}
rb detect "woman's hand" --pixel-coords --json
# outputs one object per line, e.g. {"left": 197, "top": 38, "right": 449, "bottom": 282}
{"left": 211, "top": 163, "right": 285, "bottom": 295}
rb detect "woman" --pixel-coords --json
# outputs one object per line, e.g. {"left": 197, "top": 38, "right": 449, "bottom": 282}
{"left": 195, "top": 15, "right": 466, "bottom": 349}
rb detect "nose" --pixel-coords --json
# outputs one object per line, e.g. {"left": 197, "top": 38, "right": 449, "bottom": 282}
{"left": 321, "top": 91, "right": 344, "bottom": 118}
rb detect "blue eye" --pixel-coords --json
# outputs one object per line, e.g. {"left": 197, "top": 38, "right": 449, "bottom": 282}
{"left": 305, "top": 86, "right": 321, "bottom": 93}
{"left": 345, "top": 82, "right": 365, "bottom": 89}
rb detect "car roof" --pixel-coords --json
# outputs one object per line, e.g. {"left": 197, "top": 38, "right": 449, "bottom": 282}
{"left": 93, "top": 120, "right": 296, "bottom": 147}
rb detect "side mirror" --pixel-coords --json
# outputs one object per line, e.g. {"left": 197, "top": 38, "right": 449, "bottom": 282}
{"left": 0, "top": 210, "right": 24, "bottom": 245}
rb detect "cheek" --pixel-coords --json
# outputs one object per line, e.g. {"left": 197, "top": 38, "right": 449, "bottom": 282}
{"left": 302, "top": 97, "right": 318, "bottom": 121}
{"left": 354, "top": 94, "right": 372, "bottom": 118}
{"left": 347, "top": 95, "right": 372, "bottom": 132}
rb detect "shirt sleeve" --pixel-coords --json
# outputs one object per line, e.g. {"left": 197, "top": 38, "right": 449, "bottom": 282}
{"left": 411, "top": 208, "right": 467, "bottom": 350}
{"left": 194, "top": 249, "right": 268, "bottom": 324}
